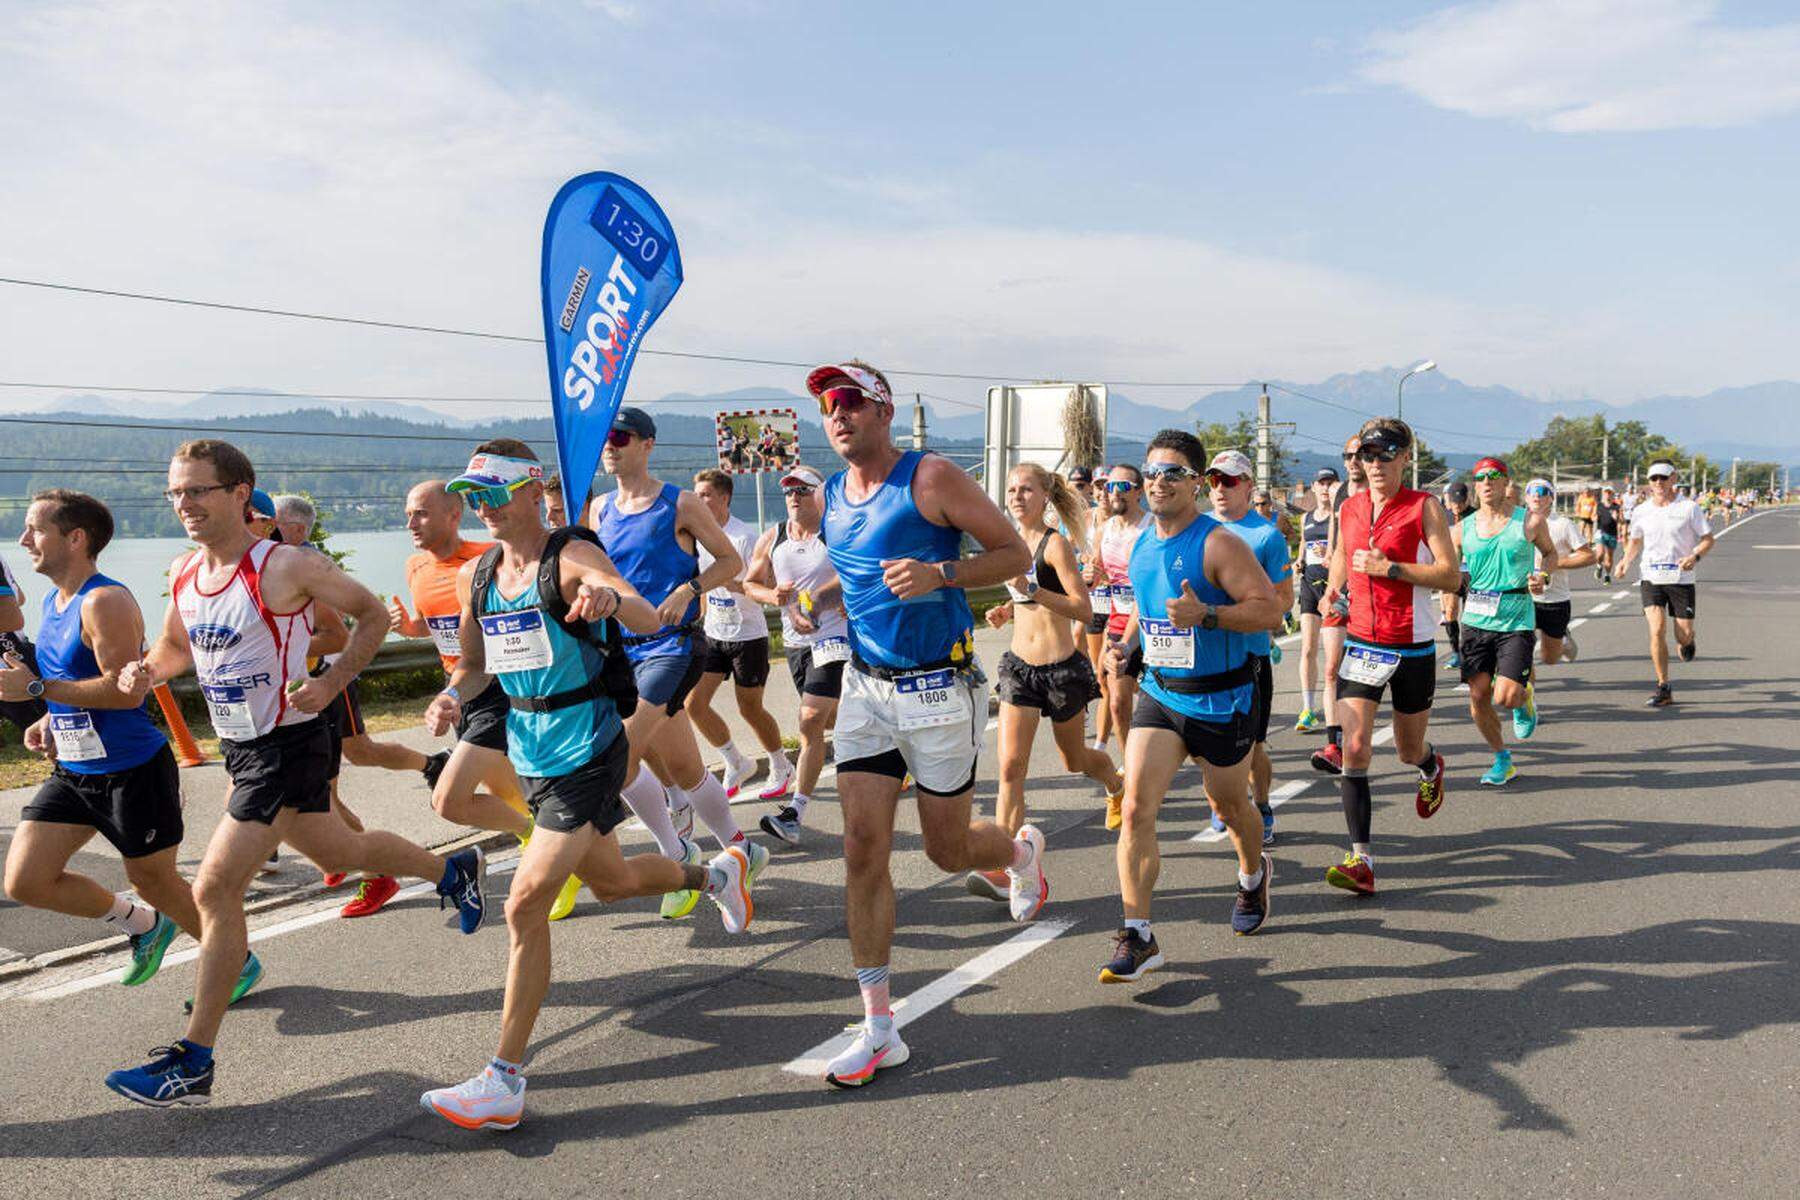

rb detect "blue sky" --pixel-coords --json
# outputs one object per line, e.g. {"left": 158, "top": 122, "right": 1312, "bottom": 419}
{"left": 2, "top": 0, "right": 1796, "bottom": 420}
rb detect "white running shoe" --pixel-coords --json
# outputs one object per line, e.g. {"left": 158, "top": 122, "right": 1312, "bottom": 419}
{"left": 707, "top": 845, "right": 753, "bottom": 933}
{"left": 670, "top": 801, "right": 695, "bottom": 841}
{"left": 757, "top": 759, "right": 795, "bottom": 801}
{"left": 421, "top": 1067, "right": 524, "bottom": 1131}
{"left": 1007, "top": 824, "right": 1048, "bottom": 922}
{"left": 964, "top": 869, "right": 1009, "bottom": 901}
{"left": 742, "top": 838, "right": 770, "bottom": 887}
{"left": 825, "top": 1020, "right": 910, "bottom": 1088}
{"left": 720, "top": 750, "right": 754, "bottom": 798}
{"left": 1564, "top": 633, "right": 1579, "bottom": 662}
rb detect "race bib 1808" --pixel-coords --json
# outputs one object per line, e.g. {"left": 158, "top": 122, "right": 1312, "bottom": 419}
{"left": 893, "top": 667, "right": 969, "bottom": 731}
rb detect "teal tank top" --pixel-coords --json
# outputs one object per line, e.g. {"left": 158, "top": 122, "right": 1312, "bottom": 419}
{"left": 1460, "top": 507, "right": 1535, "bottom": 633}
{"left": 482, "top": 575, "right": 623, "bottom": 779}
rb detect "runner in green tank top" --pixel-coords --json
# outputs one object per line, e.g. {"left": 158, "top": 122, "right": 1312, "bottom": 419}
{"left": 1452, "top": 457, "right": 1558, "bottom": 786}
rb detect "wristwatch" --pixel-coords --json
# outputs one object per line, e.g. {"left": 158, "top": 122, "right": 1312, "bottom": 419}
{"left": 1023, "top": 580, "right": 1040, "bottom": 599}
{"left": 25, "top": 677, "right": 45, "bottom": 699}
{"left": 1200, "top": 604, "right": 1219, "bottom": 631}
{"left": 940, "top": 560, "right": 960, "bottom": 587}
{"left": 1385, "top": 563, "right": 1402, "bottom": 580}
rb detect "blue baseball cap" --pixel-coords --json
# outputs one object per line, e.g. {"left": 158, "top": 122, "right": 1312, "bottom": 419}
{"left": 249, "top": 489, "right": 276, "bottom": 520}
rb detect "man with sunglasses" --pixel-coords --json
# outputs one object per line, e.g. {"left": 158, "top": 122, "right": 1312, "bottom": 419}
{"left": 1524, "top": 478, "right": 1597, "bottom": 668}
{"left": 1294, "top": 468, "right": 1337, "bottom": 734}
{"left": 1452, "top": 457, "right": 1558, "bottom": 788}
{"left": 1319, "top": 419, "right": 1461, "bottom": 897}
{"left": 805, "top": 360, "right": 1033, "bottom": 1088}
{"left": 742, "top": 465, "right": 845, "bottom": 844}
{"left": 1101, "top": 431, "right": 1282, "bottom": 983}
{"left": 587, "top": 407, "right": 764, "bottom": 920}
{"left": 1616, "top": 461, "right": 1712, "bottom": 708}
{"left": 421, "top": 440, "right": 753, "bottom": 1131}
{"left": 1312, "top": 436, "right": 1366, "bottom": 776}
{"left": 1204, "top": 450, "right": 1293, "bottom": 846}
{"left": 1089, "top": 465, "right": 1150, "bottom": 775}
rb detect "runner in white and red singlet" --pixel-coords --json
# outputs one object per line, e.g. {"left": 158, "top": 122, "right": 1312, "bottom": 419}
{"left": 1318, "top": 418, "right": 1462, "bottom": 898}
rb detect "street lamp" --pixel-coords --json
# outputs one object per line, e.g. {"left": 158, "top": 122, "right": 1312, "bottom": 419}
{"left": 1396, "top": 359, "right": 1436, "bottom": 421}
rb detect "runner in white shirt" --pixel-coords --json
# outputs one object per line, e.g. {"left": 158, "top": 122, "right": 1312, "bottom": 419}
{"left": 1523, "top": 479, "right": 1598, "bottom": 666}
{"left": 1616, "top": 461, "right": 1714, "bottom": 707}
{"left": 687, "top": 469, "right": 793, "bottom": 799}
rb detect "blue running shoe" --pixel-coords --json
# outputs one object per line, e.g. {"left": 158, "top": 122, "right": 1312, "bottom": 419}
{"left": 121, "top": 912, "right": 178, "bottom": 987}
{"left": 439, "top": 847, "right": 486, "bottom": 934}
{"left": 1511, "top": 682, "right": 1539, "bottom": 740}
{"left": 183, "top": 950, "right": 265, "bottom": 1014}
{"left": 105, "top": 1042, "right": 213, "bottom": 1107}
{"left": 1479, "top": 752, "right": 1516, "bottom": 787}
{"left": 1231, "top": 853, "right": 1273, "bottom": 935}
{"left": 1444, "top": 652, "right": 1462, "bottom": 672}
{"left": 1210, "top": 809, "right": 1226, "bottom": 834}
{"left": 1260, "top": 804, "right": 1276, "bottom": 847}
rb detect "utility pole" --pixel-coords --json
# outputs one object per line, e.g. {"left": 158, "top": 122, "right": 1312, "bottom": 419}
{"left": 1255, "top": 386, "right": 1273, "bottom": 492}
{"left": 1601, "top": 427, "right": 1610, "bottom": 483}
{"left": 1552, "top": 459, "right": 1559, "bottom": 499}
{"left": 1730, "top": 456, "right": 1740, "bottom": 489}
{"left": 912, "top": 393, "right": 927, "bottom": 451}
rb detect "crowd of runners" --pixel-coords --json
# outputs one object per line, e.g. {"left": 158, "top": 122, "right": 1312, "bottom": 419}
{"left": 0, "top": 358, "right": 1747, "bottom": 1127}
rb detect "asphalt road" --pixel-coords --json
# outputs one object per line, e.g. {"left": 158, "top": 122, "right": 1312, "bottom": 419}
{"left": 3, "top": 507, "right": 1797, "bottom": 1199}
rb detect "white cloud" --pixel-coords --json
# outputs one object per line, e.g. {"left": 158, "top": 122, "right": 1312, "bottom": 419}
{"left": 1360, "top": 0, "right": 1800, "bottom": 132}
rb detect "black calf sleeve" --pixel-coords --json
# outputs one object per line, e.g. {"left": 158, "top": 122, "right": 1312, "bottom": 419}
{"left": 1340, "top": 769, "right": 1373, "bottom": 844}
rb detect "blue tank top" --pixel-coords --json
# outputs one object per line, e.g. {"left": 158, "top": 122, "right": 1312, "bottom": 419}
{"left": 38, "top": 574, "right": 166, "bottom": 775}
{"left": 1128, "top": 514, "right": 1254, "bottom": 721}
{"left": 821, "top": 451, "right": 974, "bottom": 670}
{"left": 482, "top": 575, "right": 623, "bottom": 779}
{"left": 595, "top": 483, "right": 698, "bottom": 662}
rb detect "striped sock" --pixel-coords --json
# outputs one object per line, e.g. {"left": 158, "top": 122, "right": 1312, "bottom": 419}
{"left": 856, "top": 964, "right": 892, "bottom": 1022}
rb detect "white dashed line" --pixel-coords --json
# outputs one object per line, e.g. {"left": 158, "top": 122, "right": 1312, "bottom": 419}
{"left": 1611, "top": 590, "right": 1630, "bottom": 600}
{"left": 1590, "top": 602, "right": 1613, "bottom": 614}
{"left": 1190, "top": 778, "right": 1312, "bottom": 843}
{"left": 783, "top": 918, "right": 1077, "bottom": 1077}
{"left": 1567, "top": 617, "right": 1588, "bottom": 629}
{"left": 1373, "top": 725, "right": 1395, "bottom": 746}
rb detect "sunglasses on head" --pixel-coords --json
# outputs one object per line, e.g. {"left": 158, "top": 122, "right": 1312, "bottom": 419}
{"left": 1356, "top": 444, "right": 1402, "bottom": 464}
{"left": 817, "top": 385, "right": 884, "bottom": 416}
{"left": 606, "top": 429, "right": 637, "bottom": 448}
{"left": 1105, "top": 480, "right": 1138, "bottom": 493}
{"left": 1205, "top": 471, "right": 1247, "bottom": 488}
{"left": 1141, "top": 463, "right": 1198, "bottom": 484}
{"left": 781, "top": 485, "right": 815, "bottom": 498}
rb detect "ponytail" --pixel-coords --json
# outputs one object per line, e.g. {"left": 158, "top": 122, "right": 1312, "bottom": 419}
{"left": 1046, "top": 471, "right": 1090, "bottom": 555}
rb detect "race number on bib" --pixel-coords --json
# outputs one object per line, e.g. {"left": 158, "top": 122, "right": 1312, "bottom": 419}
{"left": 1339, "top": 645, "right": 1401, "bottom": 686}
{"left": 49, "top": 712, "right": 107, "bottom": 762}
{"left": 479, "top": 610, "right": 554, "bottom": 672}
{"left": 426, "top": 614, "right": 463, "bottom": 659}
{"left": 1141, "top": 618, "right": 1195, "bottom": 669}
{"left": 811, "top": 636, "right": 850, "bottom": 665}
{"left": 1110, "top": 583, "right": 1134, "bottom": 610}
{"left": 893, "top": 668, "right": 969, "bottom": 731}
{"left": 1645, "top": 561, "right": 1682, "bottom": 585}
{"left": 708, "top": 593, "right": 734, "bottom": 609}
{"left": 1304, "top": 540, "right": 1328, "bottom": 566}
{"left": 1464, "top": 589, "right": 1503, "bottom": 619}
{"left": 201, "top": 684, "right": 258, "bottom": 741}
{"left": 1091, "top": 584, "right": 1112, "bottom": 615}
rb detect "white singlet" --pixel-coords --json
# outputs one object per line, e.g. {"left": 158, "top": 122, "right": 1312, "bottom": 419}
{"left": 172, "top": 540, "right": 316, "bottom": 742}
{"left": 699, "top": 515, "right": 767, "bottom": 643}
{"left": 770, "top": 520, "right": 847, "bottom": 649}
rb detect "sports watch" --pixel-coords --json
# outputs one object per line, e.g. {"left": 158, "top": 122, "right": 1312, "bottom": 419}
{"left": 25, "top": 677, "right": 45, "bottom": 699}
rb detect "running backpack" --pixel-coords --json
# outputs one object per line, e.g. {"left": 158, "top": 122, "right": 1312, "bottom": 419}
{"left": 469, "top": 526, "right": 637, "bottom": 719}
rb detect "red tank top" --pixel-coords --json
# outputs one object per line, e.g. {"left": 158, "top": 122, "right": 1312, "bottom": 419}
{"left": 1339, "top": 488, "right": 1438, "bottom": 645}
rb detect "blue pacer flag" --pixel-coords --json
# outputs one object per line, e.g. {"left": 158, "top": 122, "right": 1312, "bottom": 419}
{"left": 540, "top": 172, "right": 683, "bottom": 519}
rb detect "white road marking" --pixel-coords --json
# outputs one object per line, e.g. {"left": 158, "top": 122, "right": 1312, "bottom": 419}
{"left": 1190, "top": 778, "right": 1311, "bottom": 843}
{"left": 783, "top": 918, "right": 1077, "bottom": 1077}
{"left": 1567, "top": 617, "right": 1588, "bottom": 629}
{"left": 1590, "top": 602, "right": 1613, "bottom": 613}
{"left": 1752, "top": 545, "right": 1800, "bottom": 550}
{"left": 1373, "top": 725, "right": 1395, "bottom": 746}
{"left": 1611, "top": 590, "right": 1630, "bottom": 600}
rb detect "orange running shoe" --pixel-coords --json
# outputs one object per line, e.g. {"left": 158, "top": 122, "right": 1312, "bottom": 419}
{"left": 340, "top": 875, "right": 400, "bottom": 918}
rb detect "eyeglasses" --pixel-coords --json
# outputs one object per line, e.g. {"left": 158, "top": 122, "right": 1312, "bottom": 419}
{"left": 605, "top": 429, "right": 637, "bottom": 448}
{"left": 1356, "top": 445, "right": 1402, "bottom": 464}
{"left": 163, "top": 484, "right": 233, "bottom": 503}
{"left": 781, "top": 485, "right": 815, "bottom": 498}
{"left": 1141, "top": 463, "right": 1198, "bottom": 484}
{"left": 1470, "top": 468, "right": 1508, "bottom": 482}
{"left": 1205, "top": 471, "right": 1247, "bottom": 488}
{"left": 1105, "top": 480, "right": 1138, "bottom": 493}
{"left": 818, "top": 385, "right": 884, "bottom": 416}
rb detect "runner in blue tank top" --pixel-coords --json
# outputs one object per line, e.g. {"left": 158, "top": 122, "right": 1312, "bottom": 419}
{"left": 423, "top": 438, "right": 755, "bottom": 1133}
{"left": 1100, "top": 431, "right": 1284, "bottom": 986}
{"left": 586, "top": 407, "right": 766, "bottom": 901}
{"left": 805, "top": 360, "right": 1033, "bottom": 1090}
{"left": 2, "top": 490, "right": 198, "bottom": 991}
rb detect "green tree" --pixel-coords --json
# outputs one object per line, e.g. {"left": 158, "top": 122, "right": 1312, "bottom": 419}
{"left": 1506, "top": 414, "right": 1702, "bottom": 485}
{"left": 1192, "top": 410, "right": 1295, "bottom": 487}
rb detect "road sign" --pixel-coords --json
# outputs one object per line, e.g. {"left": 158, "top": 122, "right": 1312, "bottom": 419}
{"left": 716, "top": 408, "right": 799, "bottom": 475}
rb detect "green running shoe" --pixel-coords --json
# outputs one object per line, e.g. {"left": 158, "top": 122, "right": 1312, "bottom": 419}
{"left": 660, "top": 838, "right": 702, "bottom": 920}
{"left": 183, "top": 951, "right": 264, "bottom": 1014}
{"left": 121, "top": 913, "right": 179, "bottom": 987}
{"left": 1511, "top": 682, "right": 1539, "bottom": 740}
{"left": 1479, "top": 752, "right": 1516, "bottom": 788}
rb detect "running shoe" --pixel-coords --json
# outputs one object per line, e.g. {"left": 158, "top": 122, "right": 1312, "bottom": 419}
{"left": 257, "top": 849, "right": 281, "bottom": 877}
{"left": 105, "top": 1042, "right": 213, "bottom": 1108}
{"left": 964, "top": 868, "right": 1009, "bottom": 902}
{"left": 321, "top": 871, "right": 348, "bottom": 888}
{"left": 1415, "top": 752, "right": 1447, "bottom": 819}
{"left": 670, "top": 801, "right": 696, "bottom": 841}
{"left": 1260, "top": 804, "right": 1276, "bottom": 846}
{"left": 824, "top": 1020, "right": 909, "bottom": 1088}
{"left": 422, "top": 749, "right": 450, "bottom": 791}
{"left": 661, "top": 838, "right": 702, "bottom": 920}
{"left": 1325, "top": 852, "right": 1375, "bottom": 896}
{"left": 438, "top": 847, "right": 486, "bottom": 934}
{"left": 1098, "top": 927, "right": 1164, "bottom": 984}
{"left": 1270, "top": 642, "right": 1284, "bottom": 665}
{"left": 707, "top": 845, "right": 753, "bottom": 934}
{"left": 548, "top": 873, "right": 581, "bottom": 922}
{"left": 1209, "top": 809, "right": 1227, "bottom": 834}
{"left": 1593, "top": 563, "right": 1604, "bottom": 581}
{"left": 760, "top": 805, "right": 803, "bottom": 845}
{"left": 1680, "top": 639, "right": 1696, "bottom": 663}
{"left": 1293, "top": 708, "right": 1323, "bottom": 734}
{"left": 742, "top": 838, "right": 770, "bottom": 887}
{"left": 721, "top": 749, "right": 754, "bottom": 798}
{"left": 1104, "top": 790, "right": 1124, "bottom": 832}
{"left": 1006, "top": 825, "right": 1048, "bottom": 922}
{"left": 184, "top": 951, "right": 263, "bottom": 1014}
{"left": 1564, "top": 633, "right": 1579, "bottom": 662}
{"left": 1479, "top": 752, "right": 1516, "bottom": 787}
{"left": 1231, "top": 853, "right": 1272, "bottom": 935}
{"left": 341, "top": 875, "right": 400, "bottom": 918}
{"left": 1443, "top": 652, "right": 1462, "bottom": 672}
{"left": 1646, "top": 683, "right": 1673, "bottom": 708}
{"left": 121, "top": 912, "right": 179, "bottom": 987}
{"left": 1511, "top": 683, "right": 1539, "bottom": 740}
{"left": 757, "top": 762, "right": 795, "bottom": 801}
{"left": 1310, "top": 742, "right": 1343, "bottom": 775}
{"left": 421, "top": 1066, "right": 523, "bottom": 1131}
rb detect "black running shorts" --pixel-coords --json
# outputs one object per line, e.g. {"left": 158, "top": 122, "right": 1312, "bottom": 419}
{"left": 1533, "top": 600, "right": 1572, "bottom": 640}
{"left": 996, "top": 649, "right": 1102, "bottom": 725}
{"left": 1296, "top": 573, "right": 1328, "bottom": 618}
{"left": 454, "top": 678, "right": 509, "bottom": 752}
{"left": 22, "top": 744, "right": 183, "bottom": 858}
{"left": 1460, "top": 627, "right": 1535, "bottom": 685}
{"left": 521, "top": 730, "right": 629, "bottom": 836}
{"left": 785, "top": 646, "right": 845, "bottom": 700}
{"left": 223, "top": 720, "right": 334, "bottom": 824}
{"left": 1130, "top": 691, "right": 1253, "bottom": 768}
{"left": 1640, "top": 582, "right": 1696, "bottom": 619}
{"left": 701, "top": 635, "right": 772, "bottom": 689}
{"left": 1336, "top": 641, "right": 1437, "bottom": 714}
